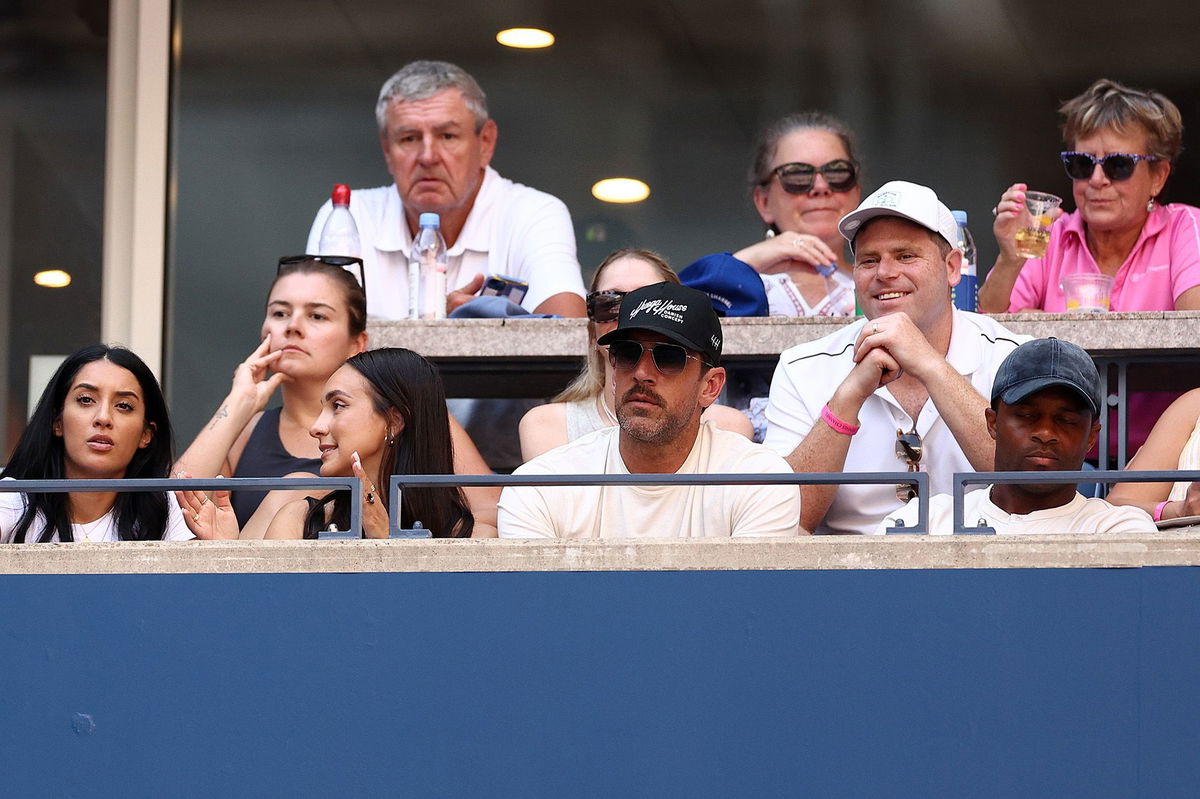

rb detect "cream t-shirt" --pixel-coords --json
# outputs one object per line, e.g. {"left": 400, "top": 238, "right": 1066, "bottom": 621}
{"left": 498, "top": 421, "right": 801, "bottom": 538}
{"left": 878, "top": 488, "right": 1157, "bottom": 535}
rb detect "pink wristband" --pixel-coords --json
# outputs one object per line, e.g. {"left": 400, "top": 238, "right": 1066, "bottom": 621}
{"left": 1154, "top": 500, "right": 1170, "bottom": 522}
{"left": 821, "top": 404, "right": 860, "bottom": 436}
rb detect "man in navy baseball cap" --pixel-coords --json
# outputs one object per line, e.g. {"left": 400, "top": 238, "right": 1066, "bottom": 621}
{"left": 878, "top": 337, "right": 1154, "bottom": 534}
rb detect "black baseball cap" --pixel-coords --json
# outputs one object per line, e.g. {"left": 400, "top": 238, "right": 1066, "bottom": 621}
{"left": 596, "top": 282, "right": 723, "bottom": 365}
{"left": 991, "top": 337, "right": 1101, "bottom": 416}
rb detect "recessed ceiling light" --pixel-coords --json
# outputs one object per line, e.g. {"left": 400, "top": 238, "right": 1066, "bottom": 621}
{"left": 34, "top": 269, "right": 72, "bottom": 288}
{"left": 591, "top": 178, "right": 650, "bottom": 204}
{"left": 496, "top": 28, "right": 555, "bottom": 49}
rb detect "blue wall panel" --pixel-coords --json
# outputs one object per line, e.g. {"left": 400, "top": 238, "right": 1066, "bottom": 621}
{"left": 1, "top": 568, "right": 1196, "bottom": 797}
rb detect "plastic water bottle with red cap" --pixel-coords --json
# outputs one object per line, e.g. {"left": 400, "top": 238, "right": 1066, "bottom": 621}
{"left": 318, "top": 184, "right": 361, "bottom": 258}
{"left": 409, "top": 212, "right": 447, "bottom": 319}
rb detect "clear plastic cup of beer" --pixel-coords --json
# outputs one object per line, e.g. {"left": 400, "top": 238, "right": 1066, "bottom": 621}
{"left": 1015, "top": 191, "right": 1062, "bottom": 259}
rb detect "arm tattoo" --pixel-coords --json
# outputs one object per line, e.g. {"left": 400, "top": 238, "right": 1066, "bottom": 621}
{"left": 208, "top": 405, "right": 230, "bottom": 431}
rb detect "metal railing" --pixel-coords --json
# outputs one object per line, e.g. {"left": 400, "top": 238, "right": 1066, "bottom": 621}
{"left": 390, "top": 471, "right": 931, "bottom": 536}
{"left": 10, "top": 468, "right": 1189, "bottom": 539}
{"left": 952, "top": 469, "right": 1200, "bottom": 534}
{"left": 0, "top": 477, "right": 363, "bottom": 540}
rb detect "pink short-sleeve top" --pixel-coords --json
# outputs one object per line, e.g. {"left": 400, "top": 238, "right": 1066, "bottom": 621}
{"left": 1008, "top": 203, "right": 1200, "bottom": 312}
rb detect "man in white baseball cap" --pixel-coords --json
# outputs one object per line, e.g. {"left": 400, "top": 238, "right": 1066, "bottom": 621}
{"left": 763, "top": 180, "right": 1031, "bottom": 534}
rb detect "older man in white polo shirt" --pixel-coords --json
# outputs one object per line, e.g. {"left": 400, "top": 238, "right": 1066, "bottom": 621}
{"left": 763, "top": 181, "right": 1030, "bottom": 534}
{"left": 307, "top": 60, "right": 585, "bottom": 319}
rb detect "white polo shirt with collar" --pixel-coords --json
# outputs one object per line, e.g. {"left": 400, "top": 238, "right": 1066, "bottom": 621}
{"left": 307, "top": 166, "right": 585, "bottom": 319}
{"left": 762, "top": 309, "right": 1030, "bottom": 535}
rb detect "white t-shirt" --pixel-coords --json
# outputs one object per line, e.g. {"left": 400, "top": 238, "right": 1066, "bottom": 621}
{"left": 763, "top": 309, "right": 1029, "bottom": 535}
{"left": 0, "top": 486, "right": 194, "bottom": 542}
{"left": 498, "top": 421, "right": 801, "bottom": 538}
{"left": 878, "top": 488, "right": 1158, "bottom": 535}
{"left": 306, "top": 167, "right": 585, "bottom": 319}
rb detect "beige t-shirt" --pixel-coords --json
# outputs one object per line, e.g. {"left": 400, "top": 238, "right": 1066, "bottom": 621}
{"left": 878, "top": 488, "right": 1157, "bottom": 535}
{"left": 498, "top": 421, "right": 801, "bottom": 538}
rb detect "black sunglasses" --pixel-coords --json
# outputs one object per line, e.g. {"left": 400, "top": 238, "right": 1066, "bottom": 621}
{"left": 1060, "top": 151, "right": 1160, "bottom": 182}
{"left": 607, "top": 340, "right": 707, "bottom": 375}
{"left": 586, "top": 290, "right": 626, "bottom": 323}
{"left": 766, "top": 159, "right": 859, "bottom": 194}
{"left": 278, "top": 255, "right": 366, "bottom": 295}
{"left": 895, "top": 428, "right": 923, "bottom": 503}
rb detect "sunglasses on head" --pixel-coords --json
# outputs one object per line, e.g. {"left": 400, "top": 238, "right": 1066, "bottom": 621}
{"left": 895, "top": 428, "right": 923, "bottom": 503}
{"left": 278, "top": 255, "right": 366, "bottom": 295}
{"left": 587, "top": 289, "right": 626, "bottom": 323}
{"left": 607, "top": 340, "right": 707, "bottom": 375}
{"left": 766, "top": 159, "right": 859, "bottom": 194}
{"left": 1060, "top": 151, "right": 1160, "bottom": 182}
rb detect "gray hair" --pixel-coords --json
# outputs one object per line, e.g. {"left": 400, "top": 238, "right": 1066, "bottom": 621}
{"left": 375, "top": 60, "right": 489, "bottom": 134}
{"left": 748, "top": 111, "right": 860, "bottom": 191}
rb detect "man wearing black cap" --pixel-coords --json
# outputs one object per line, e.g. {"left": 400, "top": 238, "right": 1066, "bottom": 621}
{"left": 498, "top": 283, "right": 801, "bottom": 538}
{"left": 878, "top": 338, "right": 1156, "bottom": 534}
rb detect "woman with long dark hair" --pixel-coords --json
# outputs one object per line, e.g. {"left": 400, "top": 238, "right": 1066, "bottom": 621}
{"left": 182, "top": 348, "right": 479, "bottom": 538}
{"left": 1, "top": 344, "right": 193, "bottom": 542}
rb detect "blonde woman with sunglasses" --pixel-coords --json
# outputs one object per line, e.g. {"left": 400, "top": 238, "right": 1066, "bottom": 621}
{"left": 518, "top": 249, "right": 753, "bottom": 462}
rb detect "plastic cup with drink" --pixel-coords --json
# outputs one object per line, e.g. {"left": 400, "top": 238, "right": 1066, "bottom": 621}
{"left": 1061, "top": 273, "right": 1113, "bottom": 313}
{"left": 1015, "top": 191, "right": 1062, "bottom": 259}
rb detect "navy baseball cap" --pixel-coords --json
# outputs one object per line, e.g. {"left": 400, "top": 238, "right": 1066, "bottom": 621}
{"left": 678, "top": 253, "right": 769, "bottom": 317}
{"left": 597, "top": 282, "right": 723, "bottom": 365}
{"left": 991, "top": 337, "right": 1101, "bottom": 416}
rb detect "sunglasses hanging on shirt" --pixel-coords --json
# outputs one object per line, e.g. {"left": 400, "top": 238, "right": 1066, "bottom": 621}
{"left": 895, "top": 428, "right": 923, "bottom": 503}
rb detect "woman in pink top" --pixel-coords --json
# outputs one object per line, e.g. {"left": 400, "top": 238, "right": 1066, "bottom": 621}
{"left": 978, "top": 79, "right": 1200, "bottom": 463}
{"left": 979, "top": 79, "right": 1200, "bottom": 314}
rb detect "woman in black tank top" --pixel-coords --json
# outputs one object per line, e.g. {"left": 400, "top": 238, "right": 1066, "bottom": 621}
{"left": 174, "top": 257, "right": 369, "bottom": 535}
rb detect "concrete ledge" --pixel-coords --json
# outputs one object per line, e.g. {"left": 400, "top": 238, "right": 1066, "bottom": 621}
{"left": 367, "top": 312, "right": 1200, "bottom": 359}
{"left": 3, "top": 533, "right": 1200, "bottom": 574}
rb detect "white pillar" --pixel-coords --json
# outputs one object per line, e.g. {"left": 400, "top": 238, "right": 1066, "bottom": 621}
{"left": 102, "top": 0, "right": 172, "bottom": 376}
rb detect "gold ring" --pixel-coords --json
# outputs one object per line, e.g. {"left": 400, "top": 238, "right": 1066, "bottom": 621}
{"left": 192, "top": 514, "right": 200, "bottom": 523}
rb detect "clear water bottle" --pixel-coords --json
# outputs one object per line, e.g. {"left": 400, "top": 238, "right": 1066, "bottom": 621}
{"left": 318, "top": 184, "right": 360, "bottom": 258}
{"left": 409, "top": 212, "right": 447, "bottom": 319}
{"left": 952, "top": 210, "right": 977, "bottom": 312}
